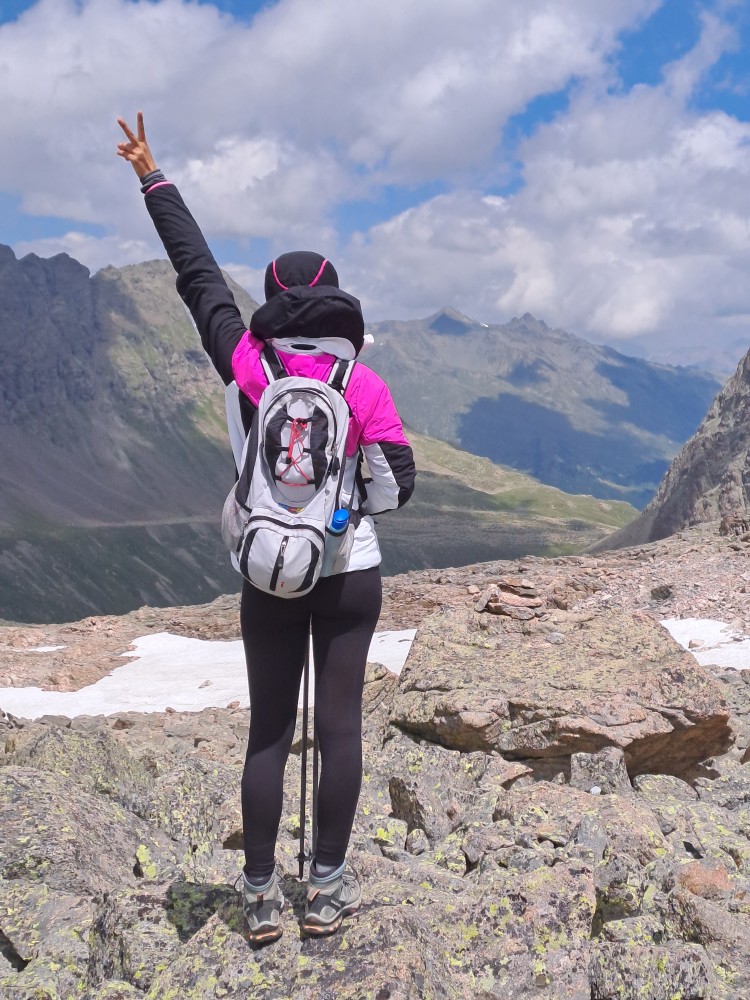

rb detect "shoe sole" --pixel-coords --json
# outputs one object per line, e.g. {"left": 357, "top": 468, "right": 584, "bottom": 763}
{"left": 247, "top": 923, "right": 283, "bottom": 944}
{"left": 302, "top": 902, "right": 360, "bottom": 936}
{"left": 244, "top": 896, "right": 284, "bottom": 944}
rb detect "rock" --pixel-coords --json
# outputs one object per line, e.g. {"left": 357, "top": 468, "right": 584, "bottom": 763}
{"left": 7, "top": 530, "right": 750, "bottom": 996}
{"left": 386, "top": 735, "right": 478, "bottom": 841}
{"left": 676, "top": 861, "right": 733, "bottom": 902}
{"left": 0, "top": 877, "right": 92, "bottom": 999}
{"left": 362, "top": 660, "right": 399, "bottom": 747}
{"left": 597, "top": 348, "right": 750, "bottom": 549}
{"left": 677, "top": 801, "right": 750, "bottom": 877}
{"left": 88, "top": 881, "right": 236, "bottom": 992}
{"left": 632, "top": 773, "right": 698, "bottom": 836}
{"left": 392, "top": 607, "right": 730, "bottom": 776}
{"left": 694, "top": 758, "right": 750, "bottom": 811}
{"left": 405, "top": 828, "right": 429, "bottom": 855}
{"left": 666, "top": 885, "right": 750, "bottom": 995}
{"left": 570, "top": 746, "right": 632, "bottom": 795}
{"left": 594, "top": 852, "right": 667, "bottom": 924}
{"left": 493, "top": 783, "right": 668, "bottom": 866}
{"left": 0, "top": 767, "right": 183, "bottom": 896}
{"left": 143, "top": 758, "right": 240, "bottom": 855}
{"left": 599, "top": 914, "right": 666, "bottom": 945}
{"left": 589, "top": 942, "right": 713, "bottom": 999}
{"left": 572, "top": 815, "right": 609, "bottom": 864}
{"left": 81, "top": 983, "right": 141, "bottom": 999}
{"left": 2, "top": 723, "right": 155, "bottom": 815}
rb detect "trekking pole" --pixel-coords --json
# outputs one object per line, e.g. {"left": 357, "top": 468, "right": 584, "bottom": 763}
{"left": 297, "top": 640, "right": 310, "bottom": 880}
{"left": 311, "top": 714, "right": 319, "bottom": 862}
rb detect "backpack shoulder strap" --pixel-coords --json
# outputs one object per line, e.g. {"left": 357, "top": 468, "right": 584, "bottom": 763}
{"left": 327, "top": 359, "right": 356, "bottom": 395}
{"left": 260, "top": 344, "right": 287, "bottom": 384}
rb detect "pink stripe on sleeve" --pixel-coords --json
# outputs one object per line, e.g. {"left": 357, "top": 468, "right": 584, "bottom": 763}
{"left": 144, "top": 181, "right": 174, "bottom": 195}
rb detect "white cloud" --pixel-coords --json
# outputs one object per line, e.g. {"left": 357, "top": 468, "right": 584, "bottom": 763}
{"left": 171, "top": 136, "right": 348, "bottom": 246}
{"left": 0, "top": 0, "right": 657, "bottom": 221}
{"left": 1, "top": 0, "right": 748, "bottom": 361}
{"left": 12, "top": 231, "right": 156, "bottom": 272}
{"left": 343, "top": 14, "right": 750, "bottom": 356}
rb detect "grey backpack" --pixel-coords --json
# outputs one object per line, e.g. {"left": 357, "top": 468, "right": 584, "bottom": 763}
{"left": 221, "top": 346, "right": 356, "bottom": 597}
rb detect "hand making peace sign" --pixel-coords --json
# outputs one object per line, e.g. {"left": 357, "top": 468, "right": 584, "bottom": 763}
{"left": 116, "top": 111, "right": 158, "bottom": 178}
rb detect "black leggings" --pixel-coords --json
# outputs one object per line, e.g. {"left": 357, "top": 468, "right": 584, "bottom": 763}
{"left": 240, "top": 566, "right": 382, "bottom": 883}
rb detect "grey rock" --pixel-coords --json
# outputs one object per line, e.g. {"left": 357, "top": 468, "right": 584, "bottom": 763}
{"left": 385, "top": 733, "right": 478, "bottom": 841}
{"left": 570, "top": 746, "right": 632, "bottom": 795}
{"left": 3, "top": 724, "right": 154, "bottom": 815}
{"left": 392, "top": 606, "right": 731, "bottom": 776}
{"left": 596, "top": 347, "right": 750, "bottom": 550}
{"left": 572, "top": 815, "right": 609, "bottom": 864}
{"left": 0, "top": 767, "right": 183, "bottom": 896}
{"left": 405, "top": 828, "right": 430, "bottom": 855}
{"left": 589, "top": 942, "right": 713, "bottom": 999}
{"left": 694, "top": 758, "right": 750, "bottom": 811}
{"left": 88, "top": 881, "right": 236, "bottom": 992}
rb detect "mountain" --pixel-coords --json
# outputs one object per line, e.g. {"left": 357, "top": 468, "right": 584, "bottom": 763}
{"left": 0, "top": 247, "right": 646, "bottom": 623}
{"left": 0, "top": 245, "right": 257, "bottom": 531}
{"left": 375, "top": 430, "right": 635, "bottom": 575}
{"left": 0, "top": 246, "right": 258, "bottom": 623}
{"left": 590, "top": 346, "right": 750, "bottom": 552}
{"left": 363, "top": 308, "right": 722, "bottom": 508}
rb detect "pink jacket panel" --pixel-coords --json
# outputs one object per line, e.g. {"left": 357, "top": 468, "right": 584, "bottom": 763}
{"left": 231, "top": 332, "right": 410, "bottom": 457}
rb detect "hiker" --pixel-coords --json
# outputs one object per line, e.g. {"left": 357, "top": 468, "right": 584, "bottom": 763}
{"left": 116, "top": 113, "right": 416, "bottom": 942}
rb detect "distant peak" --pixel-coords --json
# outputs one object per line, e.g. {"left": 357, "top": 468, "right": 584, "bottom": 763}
{"left": 427, "top": 307, "right": 478, "bottom": 336}
{"left": 517, "top": 312, "right": 548, "bottom": 329}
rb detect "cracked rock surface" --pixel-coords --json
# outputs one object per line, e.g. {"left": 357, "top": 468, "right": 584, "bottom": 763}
{"left": 3, "top": 522, "right": 750, "bottom": 997}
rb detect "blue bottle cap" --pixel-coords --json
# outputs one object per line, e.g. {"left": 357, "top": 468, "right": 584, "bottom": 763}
{"left": 331, "top": 509, "right": 350, "bottom": 532}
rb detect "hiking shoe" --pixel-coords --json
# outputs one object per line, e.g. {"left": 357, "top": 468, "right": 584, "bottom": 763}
{"left": 303, "top": 863, "right": 361, "bottom": 936}
{"left": 241, "top": 870, "right": 285, "bottom": 943}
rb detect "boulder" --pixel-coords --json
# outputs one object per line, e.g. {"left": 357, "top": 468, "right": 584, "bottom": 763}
{"left": 0, "top": 767, "right": 183, "bottom": 896}
{"left": 0, "top": 877, "right": 92, "bottom": 1000}
{"left": 392, "top": 606, "right": 731, "bottom": 777}
{"left": 589, "top": 942, "right": 713, "bottom": 999}
{"left": 88, "top": 881, "right": 236, "bottom": 991}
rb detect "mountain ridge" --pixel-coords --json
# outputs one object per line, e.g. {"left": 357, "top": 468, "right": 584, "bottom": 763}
{"left": 364, "top": 309, "right": 721, "bottom": 507}
{"left": 1, "top": 242, "right": 718, "bottom": 620}
{"left": 590, "top": 344, "right": 750, "bottom": 552}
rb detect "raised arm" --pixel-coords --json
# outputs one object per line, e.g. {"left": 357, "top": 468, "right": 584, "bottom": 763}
{"left": 117, "top": 113, "right": 247, "bottom": 385}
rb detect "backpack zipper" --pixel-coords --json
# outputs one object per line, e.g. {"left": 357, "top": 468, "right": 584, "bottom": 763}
{"left": 270, "top": 536, "right": 288, "bottom": 591}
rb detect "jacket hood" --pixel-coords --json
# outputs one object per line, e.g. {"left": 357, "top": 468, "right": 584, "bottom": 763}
{"left": 250, "top": 284, "right": 365, "bottom": 356}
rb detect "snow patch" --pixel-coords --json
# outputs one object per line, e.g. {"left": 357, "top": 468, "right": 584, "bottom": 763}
{"left": 0, "top": 629, "right": 416, "bottom": 721}
{"left": 662, "top": 617, "right": 750, "bottom": 671}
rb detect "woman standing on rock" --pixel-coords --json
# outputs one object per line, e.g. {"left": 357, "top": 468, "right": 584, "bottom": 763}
{"left": 116, "top": 113, "right": 415, "bottom": 942}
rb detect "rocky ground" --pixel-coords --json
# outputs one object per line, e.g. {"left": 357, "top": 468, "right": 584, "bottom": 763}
{"left": 2, "top": 521, "right": 750, "bottom": 998}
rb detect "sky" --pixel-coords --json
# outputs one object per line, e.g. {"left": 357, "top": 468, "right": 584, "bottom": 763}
{"left": 1, "top": 0, "right": 749, "bottom": 367}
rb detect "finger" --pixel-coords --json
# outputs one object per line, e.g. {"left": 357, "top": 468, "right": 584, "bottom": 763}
{"left": 137, "top": 111, "right": 145, "bottom": 142}
{"left": 117, "top": 117, "right": 137, "bottom": 143}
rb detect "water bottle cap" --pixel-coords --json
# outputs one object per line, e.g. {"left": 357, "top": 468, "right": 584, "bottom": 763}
{"left": 331, "top": 509, "right": 349, "bottom": 531}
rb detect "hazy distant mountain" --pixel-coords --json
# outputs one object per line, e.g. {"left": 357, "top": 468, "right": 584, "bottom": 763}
{"left": 364, "top": 308, "right": 722, "bottom": 508}
{"left": 590, "top": 347, "right": 750, "bottom": 552}
{"left": 622, "top": 332, "right": 747, "bottom": 381}
{"left": 0, "top": 245, "right": 666, "bottom": 623}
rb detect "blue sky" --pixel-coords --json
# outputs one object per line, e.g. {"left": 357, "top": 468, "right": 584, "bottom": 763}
{"left": 1, "top": 0, "right": 749, "bottom": 368}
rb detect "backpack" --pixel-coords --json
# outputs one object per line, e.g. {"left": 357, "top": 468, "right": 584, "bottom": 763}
{"left": 221, "top": 346, "right": 356, "bottom": 597}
